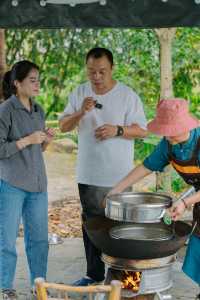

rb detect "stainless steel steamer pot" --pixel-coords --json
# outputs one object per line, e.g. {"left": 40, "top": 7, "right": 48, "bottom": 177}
{"left": 105, "top": 192, "right": 172, "bottom": 223}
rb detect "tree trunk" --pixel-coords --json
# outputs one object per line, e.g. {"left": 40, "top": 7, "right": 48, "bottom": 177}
{"left": 0, "top": 29, "right": 6, "bottom": 101}
{"left": 154, "top": 28, "right": 176, "bottom": 193}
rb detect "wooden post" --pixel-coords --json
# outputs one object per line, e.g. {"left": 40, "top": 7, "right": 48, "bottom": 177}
{"left": 0, "top": 29, "right": 6, "bottom": 101}
{"left": 154, "top": 28, "right": 177, "bottom": 193}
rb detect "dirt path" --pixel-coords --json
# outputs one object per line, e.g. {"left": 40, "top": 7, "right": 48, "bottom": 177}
{"left": 44, "top": 150, "right": 79, "bottom": 204}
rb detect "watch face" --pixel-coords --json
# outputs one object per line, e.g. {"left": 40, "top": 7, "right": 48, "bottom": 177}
{"left": 117, "top": 126, "right": 124, "bottom": 136}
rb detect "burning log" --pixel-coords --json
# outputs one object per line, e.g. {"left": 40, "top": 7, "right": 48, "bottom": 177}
{"left": 121, "top": 271, "right": 141, "bottom": 292}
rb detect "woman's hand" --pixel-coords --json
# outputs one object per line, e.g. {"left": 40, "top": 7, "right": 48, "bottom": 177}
{"left": 28, "top": 131, "right": 47, "bottom": 144}
{"left": 44, "top": 127, "right": 55, "bottom": 144}
{"left": 16, "top": 131, "right": 46, "bottom": 150}
{"left": 169, "top": 201, "right": 186, "bottom": 221}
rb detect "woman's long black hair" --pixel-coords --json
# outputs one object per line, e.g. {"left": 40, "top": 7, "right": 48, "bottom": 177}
{"left": 2, "top": 60, "right": 39, "bottom": 101}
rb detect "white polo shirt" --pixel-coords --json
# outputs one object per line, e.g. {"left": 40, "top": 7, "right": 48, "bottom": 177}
{"left": 60, "top": 81, "right": 147, "bottom": 187}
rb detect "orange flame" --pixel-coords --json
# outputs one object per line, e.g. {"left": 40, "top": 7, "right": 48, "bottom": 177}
{"left": 121, "top": 271, "right": 142, "bottom": 292}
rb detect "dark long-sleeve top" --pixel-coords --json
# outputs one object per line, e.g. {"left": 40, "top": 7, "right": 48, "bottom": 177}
{"left": 0, "top": 95, "right": 47, "bottom": 192}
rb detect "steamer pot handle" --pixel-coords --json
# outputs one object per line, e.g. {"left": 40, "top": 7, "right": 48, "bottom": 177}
{"left": 158, "top": 208, "right": 166, "bottom": 219}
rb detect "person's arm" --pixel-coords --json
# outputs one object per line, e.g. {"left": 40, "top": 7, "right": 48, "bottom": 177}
{"left": 59, "top": 97, "right": 95, "bottom": 133}
{"left": 0, "top": 129, "right": 46, "bottom": 159}
{"left": 123, "top": 90, "right": 147, "bottom": 139}
{"left": 118, "top": 123, "right": 148, "bottom": 139}
{"left": 16, "top": 131, "right": 47, "bottom": 150}
{"left": 95, "top": 123, "right": 148, "bottom": 140}
{"left": 182, "top": 190, "right": 200, "bottom": 207}
{"left": 108, "top": 164, "right": 152, "bottom": 195}
{"left": 59, "top": 110, "right": 84, "bottom": 132}
{"left": 108, "top": 138, "right": 169, "bottom": 195}
{"left": 101, "top": 139, "right": 169, "bottom": 208}
{"left": 0, "top": 107, "right": 45, "bottom": 158}
{"left": 95, "top": 90, "right": 148, "bottom": 141}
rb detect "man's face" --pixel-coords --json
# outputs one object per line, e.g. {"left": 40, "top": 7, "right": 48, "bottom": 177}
{"left": 86, "top": 56, "right": 113, "bottom": 91}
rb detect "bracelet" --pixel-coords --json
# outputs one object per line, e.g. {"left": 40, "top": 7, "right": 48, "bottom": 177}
{"left": 182, "top": 199, "right": 188, "bottom": 209}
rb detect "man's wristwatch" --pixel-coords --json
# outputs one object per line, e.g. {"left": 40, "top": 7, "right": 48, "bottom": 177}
{"left": 116, "top": 125, "right": 124, "bottom": 137}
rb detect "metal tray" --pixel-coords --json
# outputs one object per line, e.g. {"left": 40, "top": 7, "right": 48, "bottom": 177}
{"left": 109, "top": 224, "right": 173, "bottom": 241}
{"left": 105, "top": 192, "right": 172, "bottom": 223}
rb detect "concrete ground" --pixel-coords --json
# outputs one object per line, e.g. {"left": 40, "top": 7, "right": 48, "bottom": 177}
{"left": 14, "top": 238, "right": 199, "bottom": 300}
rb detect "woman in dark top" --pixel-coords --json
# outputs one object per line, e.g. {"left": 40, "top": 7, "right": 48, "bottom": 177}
{"left": 0, "top": 60, "right": 54, "bottom": 300}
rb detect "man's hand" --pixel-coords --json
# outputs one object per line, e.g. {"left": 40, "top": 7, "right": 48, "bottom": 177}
{"left": 81, "top": 97, "right": 96, "bottom": 114}
{"left": 95, "top": 124, "right": 118, "bottom": 140}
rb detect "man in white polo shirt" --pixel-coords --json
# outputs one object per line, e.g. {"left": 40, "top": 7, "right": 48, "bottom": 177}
{"left": 59, "top": 47, "right": 147, "bottom": 286}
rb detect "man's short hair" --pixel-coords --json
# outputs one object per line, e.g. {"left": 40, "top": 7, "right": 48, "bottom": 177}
{"left": 86, "top": 47, "right": 113, "bottom": 66}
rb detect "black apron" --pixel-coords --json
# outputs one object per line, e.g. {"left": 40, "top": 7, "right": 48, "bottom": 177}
{"left": 168, "top": 138, "right": 200, "bottom": 236}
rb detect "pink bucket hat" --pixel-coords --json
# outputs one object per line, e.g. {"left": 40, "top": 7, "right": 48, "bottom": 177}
{"left": 147, "top": 98, "right": 199, "bottom": 137}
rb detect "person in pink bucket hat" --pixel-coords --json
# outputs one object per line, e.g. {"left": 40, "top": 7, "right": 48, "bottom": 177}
{"left": 147, "top": 98, "right": 199, "bottom": 137}
{"left": 104, "top": 98, "right": 200, "bottom": 294}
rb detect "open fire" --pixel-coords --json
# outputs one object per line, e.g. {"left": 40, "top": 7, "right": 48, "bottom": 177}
{"left": 121, "top": 271, "right": 142, "bottom": 293}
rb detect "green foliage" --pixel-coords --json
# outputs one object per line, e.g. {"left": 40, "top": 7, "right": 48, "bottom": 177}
{"left": 4, "top": 28, "right": 200, "bottom": 188}
{"left": 134, "top": 134, "right": 160, "bottom": 162}
{"left": 173, "top": 28, "right": 200, "bottom": 99}
{"left": 171, "top": 169, "right": 187, "bottom": 193}
{"left": 5, "top": 28, "right": 200, "bottom": 121}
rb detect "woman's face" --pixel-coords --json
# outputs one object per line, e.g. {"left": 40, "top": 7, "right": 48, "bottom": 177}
{"left": 15, "top": 68, "right": 40, "bottom": 98}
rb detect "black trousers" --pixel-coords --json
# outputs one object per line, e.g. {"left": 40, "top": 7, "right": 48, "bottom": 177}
{"left": 78, "top": 183, "right": 111, "bottom": 282}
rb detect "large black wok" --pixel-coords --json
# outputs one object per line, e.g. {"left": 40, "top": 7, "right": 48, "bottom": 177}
{"left": 84, "top": 216, "right": 191, "bottom": 259}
